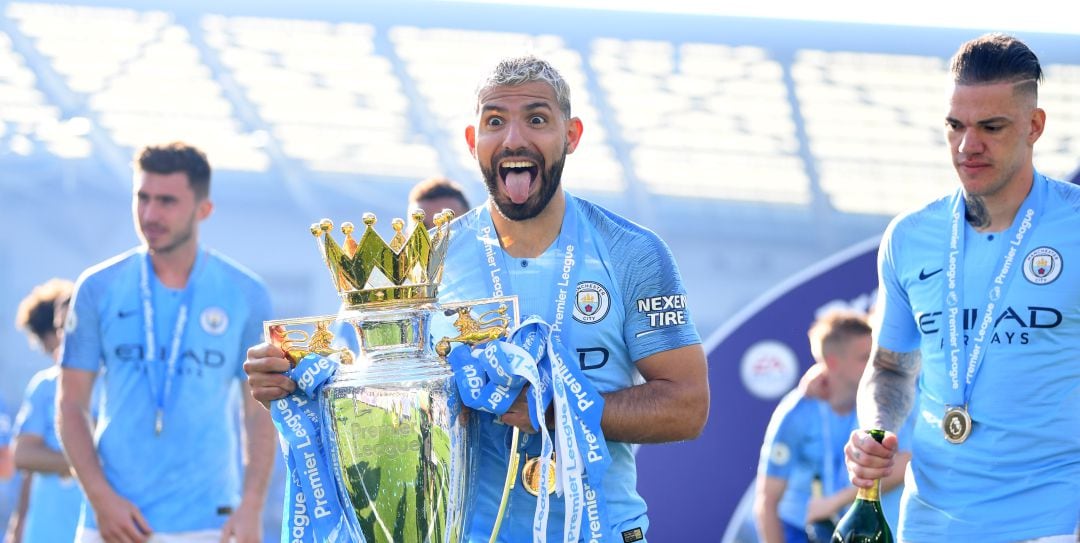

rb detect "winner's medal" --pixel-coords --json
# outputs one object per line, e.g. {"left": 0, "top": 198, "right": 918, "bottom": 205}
{"left": 940, "top": 178, "right": 1044, "bottom": 446}
{"left": 521, "top": 454, "right": 556, "bottom": 496}
{"left": 943, "top": 406, "right": 972, "bottom": 444}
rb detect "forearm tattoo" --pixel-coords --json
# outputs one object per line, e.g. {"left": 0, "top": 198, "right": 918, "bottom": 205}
{"left": 965, "top": 194, "right": 990, "bottom": 228}
{"left": 858, "top": 347, "right": 920, "bottom": 433}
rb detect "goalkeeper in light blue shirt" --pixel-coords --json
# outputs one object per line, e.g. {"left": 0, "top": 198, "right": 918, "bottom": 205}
{"left": 845, "top": 34, "right": 1080, "bottom": 543}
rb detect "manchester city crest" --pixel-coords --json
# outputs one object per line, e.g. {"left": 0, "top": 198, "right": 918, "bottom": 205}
{"left": 1022, "top": 246, "right": 1062, "bottom": 285}
{"left": 572, "top": 281, "right": 610, "bottom": 324}
{"left": 200, "top": 306, "right": 229, "bottom": 335}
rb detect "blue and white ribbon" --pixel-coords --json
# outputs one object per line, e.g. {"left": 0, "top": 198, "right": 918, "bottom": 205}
{"left": 271, "top": 355, "right": 354, "bottom": 543}
{"left": 942, "top": 173, "right": 1046, "bottom": 409}
{"left": 272, "top": 314, "right": 613, "bottom": 542}
{"left": 447, "top": 317, "right": 612, "bottom": 543}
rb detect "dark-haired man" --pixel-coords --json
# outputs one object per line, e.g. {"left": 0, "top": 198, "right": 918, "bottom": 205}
{"left": 59, "top": 142, "right": 276, "bottom": 543}
{"left": 11, "top": 278, "right": 83, "bottom": 543}
{"left": 845, "top": 34, "right": 1080, "bottom": 542}
{"left": 409, "top": 176, "right": 471, "bottom": 228}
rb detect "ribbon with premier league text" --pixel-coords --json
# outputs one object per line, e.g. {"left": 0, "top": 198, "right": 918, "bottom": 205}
{"left": 941, "top": 174, "right": 1046, "bottom": 412}
{"left": 270, "top": 355, "right": 354, "bottom": 543}
{"left": 447, "top": 317, "right": 613, "bottom": 543}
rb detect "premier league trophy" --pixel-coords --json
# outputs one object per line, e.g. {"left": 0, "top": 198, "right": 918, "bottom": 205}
{"left": 264, "top": 210, "right": 517, "bottom": 543}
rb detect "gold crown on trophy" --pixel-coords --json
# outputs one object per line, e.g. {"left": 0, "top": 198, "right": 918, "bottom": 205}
{"left": 311, "top": 209, "right": 455, "bottom": 307}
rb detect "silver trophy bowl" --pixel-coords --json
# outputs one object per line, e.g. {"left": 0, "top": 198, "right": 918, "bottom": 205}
{"left": 321, "top": 304, "right": 477, "bottom": 543}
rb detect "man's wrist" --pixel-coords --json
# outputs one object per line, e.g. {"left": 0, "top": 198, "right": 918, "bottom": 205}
{"left": 83, "top": 480, "right": 119, "bottom": 509}
{"left": 238, "top": 492, "right": 267, "bottom": 512}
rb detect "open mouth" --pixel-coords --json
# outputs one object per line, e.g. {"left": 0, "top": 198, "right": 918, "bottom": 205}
{"left": 498, "top": 160, "right": 538, "bottom": 204}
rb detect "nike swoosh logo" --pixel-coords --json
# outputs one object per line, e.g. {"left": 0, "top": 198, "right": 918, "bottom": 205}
{"left": 117, "top": 309, "right": 138, "bottom": 318}
{"left": 919, "top": 268, "right": 943, "bottom": 280}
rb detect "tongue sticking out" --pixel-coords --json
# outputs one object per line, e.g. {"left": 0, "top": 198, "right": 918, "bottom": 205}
{"left": 504, "top": 170, "right": 532, "bottom": 204}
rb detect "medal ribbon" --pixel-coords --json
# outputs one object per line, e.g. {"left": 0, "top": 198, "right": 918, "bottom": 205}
{"left": 447, "top": 320, "right": 555, "bottom": 540}
{"left": 471, "top": 197, "right": 612, "bottom": 542}
{"left": 942, "top": 173, "right": 1045, "bottom": 409}
{"left": 447, "top": 319, "right": 612, "bottom": 543}
{"left": 478, "top": 194, "right": 581, "bottom": 350}
{"left": 270, "top": 354, "right": 354, "bottom": 543}
{"left": 139, "top": 250, "right": 204, "bottom": 436}
{"left": 477, "top": 196, "right": 580, "bottom": 424}
{"left": 545, "top": 323, "right": 611, "bottom": 543}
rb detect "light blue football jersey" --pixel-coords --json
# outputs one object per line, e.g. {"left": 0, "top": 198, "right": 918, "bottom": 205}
{"left": 759, "top": 389, "right": 857, "bottom": 528}
{"left": 62, "top": 247, "right": 271, "bottom": 533}
{"left": 876, "top": 173, "right": 1080, "bottom": 542}
{"left": 14, "top": 366, "right": 86, "bottom": 543}
{"left": 439, "top": 193, "right": 701, "bottom": 542}
{"left": 0, "top": 389, "right": 12, "bottom": 449}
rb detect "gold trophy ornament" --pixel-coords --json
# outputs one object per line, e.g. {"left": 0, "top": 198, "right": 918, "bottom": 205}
{"left": 268, "top": 320, "right": 354, "bottom": 366}
{"left": 265, "top": 209, "right": 518, "bottom": 543}
{"left": 436, "top": 305, "right": 511, "bottom": 357}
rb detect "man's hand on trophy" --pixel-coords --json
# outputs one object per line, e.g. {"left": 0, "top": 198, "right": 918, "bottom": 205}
{"left": 498, "top": 387, "right": 538, "bottom": 434}
{"left": 499, "top": 386, "right": 556, "bottom": 435}
{"left": 244, "top": 342, "right": 297, "bottom": 407}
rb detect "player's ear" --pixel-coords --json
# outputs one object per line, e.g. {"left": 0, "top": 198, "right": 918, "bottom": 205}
{"left": 465, "top": 125, "right": 477, "bottom": 158}
{"left": 565, "top": 117, "right": 583, "bottom": 154}
{"left": 197, "top": 198, "right": 213, "bottom": 221}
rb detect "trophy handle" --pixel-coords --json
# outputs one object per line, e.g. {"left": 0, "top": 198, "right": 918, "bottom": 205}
{"left": 435, "top": 303, "right": 518, "bottom": 543}
{"left": 436, "top": 305, "right": 510, "bottom": 357}
{"left": 265, "top": 319, "right": 356, "bottom": 367}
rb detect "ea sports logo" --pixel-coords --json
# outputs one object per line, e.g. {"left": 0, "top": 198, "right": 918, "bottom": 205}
{"left": 740, "top": 340, "right": 798, "bottom": 400}
{"left": 1023, "top": 246, "right": 1062, "bottom": 285}
{"left": 572, "top": 281, "right": 610, "bottom": 324}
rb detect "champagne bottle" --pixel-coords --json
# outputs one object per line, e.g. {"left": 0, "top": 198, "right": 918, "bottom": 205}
{"left": 831, "top": 429, "right": 894, "bottom": 543}
{"left": 805, "top": 474, "right": 837, "bottom": 543}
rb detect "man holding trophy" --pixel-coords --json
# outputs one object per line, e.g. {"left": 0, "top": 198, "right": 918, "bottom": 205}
{"left": 246, "top": 55, "right": 710, "bottom": 542}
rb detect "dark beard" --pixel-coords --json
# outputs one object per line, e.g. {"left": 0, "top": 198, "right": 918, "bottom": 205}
{"left": 481, "top": 147, "right": 566, "bottom": 221}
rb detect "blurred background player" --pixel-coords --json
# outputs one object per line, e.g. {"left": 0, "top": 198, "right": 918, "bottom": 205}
{"left": 408, "top": 176, "right": 471, "bottom": 228}
{"left": 57, "top": 142, "right": 275, "bottom": 543}
{"left": 755, "top": 310, "right": 909, "bottom": 542}
{"left": 9, "top": 278, "right": 84, "bottom": 543}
